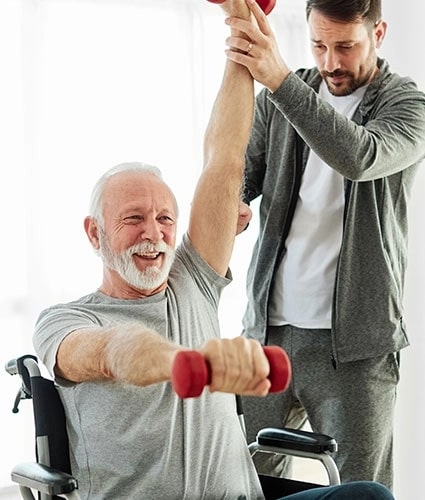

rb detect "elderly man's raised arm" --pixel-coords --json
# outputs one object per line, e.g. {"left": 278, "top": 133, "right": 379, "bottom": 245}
{"left": 188, "top": 0, "right": 255, "bottom": 276}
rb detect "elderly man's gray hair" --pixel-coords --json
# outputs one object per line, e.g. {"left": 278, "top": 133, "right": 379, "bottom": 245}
{"left": 89, "top": 161, "right": 178, "bottom": 228}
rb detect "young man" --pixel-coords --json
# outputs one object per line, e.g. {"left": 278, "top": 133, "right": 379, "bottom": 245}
{"left": 224, "top": 0, "right": 425, "bottom": 490}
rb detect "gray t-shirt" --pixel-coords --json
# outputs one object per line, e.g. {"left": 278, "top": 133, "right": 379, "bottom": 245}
{"left": 33, "top": 234, "right": 264, "bottom": 499}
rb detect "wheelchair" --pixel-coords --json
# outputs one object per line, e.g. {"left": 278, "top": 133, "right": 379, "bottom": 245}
{"left": 5, "top": 354, "right": 340, "bottom": 500}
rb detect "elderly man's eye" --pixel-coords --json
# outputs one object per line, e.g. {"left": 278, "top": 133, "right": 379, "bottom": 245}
{"left": 123, "top": 215, "right": 142, "bottom": 223}
{"left": 159, "top": 215, "right": 175, "bottom": 223}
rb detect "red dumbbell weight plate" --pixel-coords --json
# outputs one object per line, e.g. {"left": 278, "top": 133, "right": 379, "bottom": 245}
{"left": 207, "top": 0, "right": 276, "bottom": 15}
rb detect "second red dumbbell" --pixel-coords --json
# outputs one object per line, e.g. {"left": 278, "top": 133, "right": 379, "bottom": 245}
{"left": 207, "top": 0, "right": 277, "bottom": 16}
{"left": 171, "top": 345, "right": 291, "bottom": 398}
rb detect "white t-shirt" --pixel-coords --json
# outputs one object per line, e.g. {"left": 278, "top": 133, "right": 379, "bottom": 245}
{"left": 268, "top": 81, "right": 367, "bottom": 328}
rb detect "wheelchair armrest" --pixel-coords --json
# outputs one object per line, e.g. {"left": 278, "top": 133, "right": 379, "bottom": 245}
{"left": 11, "top": 462, "right": 78, "bottom": 496}
{"left": 256, "top": 427, "right": 337, "bottom": 455}
{"left": 249, "top": 427, "right": 341, "bottom": 486}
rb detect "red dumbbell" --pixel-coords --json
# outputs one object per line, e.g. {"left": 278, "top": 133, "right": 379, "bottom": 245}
{"left": 171, "top": 345, "right": 291, "bottom": 398}
{"left": 207, "top": 0, "right": 277, "bottom": 16}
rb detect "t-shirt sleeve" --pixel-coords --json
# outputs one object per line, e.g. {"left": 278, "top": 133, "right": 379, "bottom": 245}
{"left": 33, "top": 305, "right": 101, "bottom": 378}
{"left": 175, "top": 233, "right": 232, "bottom": 307}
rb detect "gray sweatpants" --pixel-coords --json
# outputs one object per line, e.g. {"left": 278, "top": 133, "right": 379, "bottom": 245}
{"left": 242, "top": 325, "right": 399, "bottom": 490}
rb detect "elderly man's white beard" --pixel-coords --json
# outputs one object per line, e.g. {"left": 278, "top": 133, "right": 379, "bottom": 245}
{"left": 98, "top": 231, "right": 175, "bottom": 291}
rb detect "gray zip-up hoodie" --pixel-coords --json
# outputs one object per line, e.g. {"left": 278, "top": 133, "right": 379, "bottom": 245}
{"left": 242, "top": 58, "right": 425, "bottom": 365}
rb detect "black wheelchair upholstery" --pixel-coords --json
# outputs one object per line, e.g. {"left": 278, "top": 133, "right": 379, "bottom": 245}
{"left": 6, "top": 354, "right": 340, "bottom": 500}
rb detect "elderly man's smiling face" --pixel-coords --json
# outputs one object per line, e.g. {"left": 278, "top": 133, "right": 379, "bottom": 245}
{"left": 97, "top": 171, "right": 177, "bottom": 298}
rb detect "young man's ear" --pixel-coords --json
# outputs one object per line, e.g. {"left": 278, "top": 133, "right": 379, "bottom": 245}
{"left": 84, "top": 216, "right": 100, "bottom": 250}
{"left": 374, "top": 20, "right": 387, "bottom": 48}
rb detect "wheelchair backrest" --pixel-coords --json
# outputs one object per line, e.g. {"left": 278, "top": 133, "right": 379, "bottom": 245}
{"left": 7, "top": 355, "right": 72, "bottom": 475}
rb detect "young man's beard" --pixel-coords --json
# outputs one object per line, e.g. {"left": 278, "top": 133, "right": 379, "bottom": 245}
{"left": 98, "top": 229, "right": 175, "bottom": 291}
{"left": 321, "top": 46, "right": 378, "bottom": 96}
{"left": 322, "top": 67, "right": 375, "bottom": 96}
